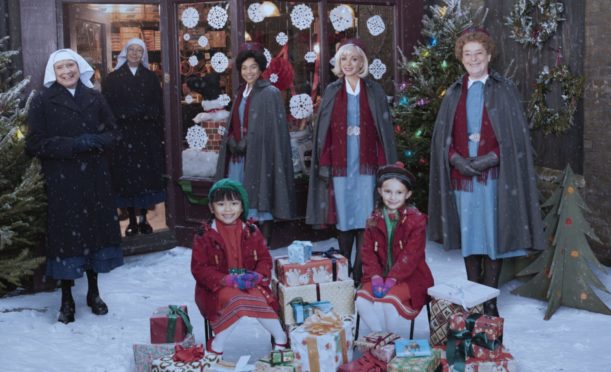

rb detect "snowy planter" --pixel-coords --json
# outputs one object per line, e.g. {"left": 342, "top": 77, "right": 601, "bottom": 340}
{"left": 182, "top": 149, "right": 219, "bottom": 178}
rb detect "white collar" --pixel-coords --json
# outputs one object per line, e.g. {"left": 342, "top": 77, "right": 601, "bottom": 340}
{"left": 468, "top": 75, "right": 488, "bottom": 88}
{"left": 243, "top": 85, "right": 253, "bottom": 98}
{"left": 67, "top": 88, "right": 76, "bottom": 96}
{"left": 129, "top": 66, "right": 138, "bottom": 75}
{"left": 345, "top": 78, "right": 360, "bottom": 96}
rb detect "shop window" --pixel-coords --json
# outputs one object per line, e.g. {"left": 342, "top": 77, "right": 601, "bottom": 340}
{"left": 325, "top": 2, "right": 395, "bottom": 95}
{"left": 177, "top": 2, "right": 232, "bottom": 180}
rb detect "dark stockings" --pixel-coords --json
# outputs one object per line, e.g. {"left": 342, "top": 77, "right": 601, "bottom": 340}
{"left": 125, "top": 207, "right": 138, "bottom": 236}
{"left": 337, "top": 229, "right": 365, "bottom": 286}
{"left": 259, "top": 221, "right": 273, "bottom": 248}
{"left": 463, "top": 255, "right": 503, "bottom": 316}
{"left": 86, "top": 270, "right": 108, "bottom": 315}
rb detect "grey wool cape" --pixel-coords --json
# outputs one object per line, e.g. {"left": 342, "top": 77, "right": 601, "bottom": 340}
{"left": 428, "top": 71, "right": 545, "bottom": 254}
{"left": 215, "top": 79, "right": 295, "bottom": 220}
{"left": 306, "top": 78, "right": 397, "bottom": 226}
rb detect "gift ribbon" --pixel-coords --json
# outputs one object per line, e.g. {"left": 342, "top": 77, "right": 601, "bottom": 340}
{"left": 351, "top": 351, "right": 387, "bottom": 371}
{"left": 173, "top": 344, "right": 204, "bottom": 362}
{"left": 259, "top": 358, "right": 297, "bottom": 371}
{"left": 312, "top": 248, "right": 342, "bottom": 280}
{"left": 271, "top": 349, "right": 295, "bottom": 365}
{"left": 364, "top": 332, "right": 401, "bottom": 348}
{"left": 446, "top": 313, "right": 503, "bottom": 372}
{"left": 166, "top": 305, "right": 193, "bottom": 343}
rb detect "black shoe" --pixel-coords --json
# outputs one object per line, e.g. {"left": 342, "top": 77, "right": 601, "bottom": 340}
{"left": 125, "top": 223, "right": 139, "bottom": 237}
{"left": 87, "top": 293, "right": 109, "bottom": 315}
{"left": 58, "top": 298, "right": 75, "bottom": 324}
{"left": 138, "top": 221, "right": 153, "bottom": 234}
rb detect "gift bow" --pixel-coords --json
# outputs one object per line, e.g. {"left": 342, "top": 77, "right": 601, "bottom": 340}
{"left": 365, "top": 332, "right": 401, "bottom": 348}
{"left": 173, "top": 344, "right": 204, "bottom": 362}
{"left": 446, "top": 313, "right": 503, "bottom": 372}
{"left": 312, "top": 247, "right": 341, "bottom": 260}
{"left": 353, "top": 351, "right": 387, "bottom": 371}
{"left": 166, "top": 305, "right": 193, "bottom": 342}
{"left": 303, "top": 309, "right": 343, "bottom": 335}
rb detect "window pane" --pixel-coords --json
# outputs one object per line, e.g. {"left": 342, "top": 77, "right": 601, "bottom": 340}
{"left": 177, "top": 2, "right": 231, "bottom": 179}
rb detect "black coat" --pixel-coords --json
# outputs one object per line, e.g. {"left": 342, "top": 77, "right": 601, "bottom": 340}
{"left": 26, "top": 82, "right": 122, "bottom": 258}
{"left": 102, "top": 64, "right": 165, "bottom": 198}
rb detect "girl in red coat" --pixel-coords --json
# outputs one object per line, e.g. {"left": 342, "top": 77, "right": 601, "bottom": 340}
{"left": 356, "top": 162, "right": 434, "bottom": 333}
{"left": 191, "top": 179, "right": 287, "bottom": 356}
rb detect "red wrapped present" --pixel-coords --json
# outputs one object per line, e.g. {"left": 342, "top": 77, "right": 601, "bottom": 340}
{"left": 446, "top": 313, "right": 503, "bottom": 369}
{"left": 150, "top": 305, "right": 192, "bottom": 344}
{"left": 437, "top": 345, "right": 518, "bottom": 372}
{"left": 354, "top": 332, "right": 401, "bottom": 363}
{"left": 337, "top": 351, "right": 386, "bottom": 372}
{"left": 429, "top": 298, "right": 484, "bottom": 346}
{"left": 275, "top": 249, "right": 349, "bottom": 287}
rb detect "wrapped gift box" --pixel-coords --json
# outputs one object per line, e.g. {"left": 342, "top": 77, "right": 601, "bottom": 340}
{"left": 274, "top": 279, "right": 355, "bottom": 326}
{"left": 275, "top": 253, "right": 349, "bottom": 287}
{"left": 290, "top": 311, "right": 354, "bottom": 372}
{"left": 429, "top": 298, "right": 483, "bottom": 346}
{"left": 447, "top": 313, "right": 504, "bottom": 363}
{"left": 288, "top": 241, "right": 313, "bottom": 264}
{"left": 133, "top": 334, "right": 195, "bottom": 372}
{"left": 150, "top": 305, "right": 192, "bottom": 344}
{"left": 437, "top": 345, "right": 518, "bottom": 372}
{"left": 337, "top": 351, "right": 387, "bottom": 371}
{"left": 151, "top": 353, "right": 221, "bottom": 372}
{"left": 387, "top": 347, "right": 442, "bottom": 372}
{"left": 427, "top": 280, "right": 500, "bottom": 310}
{"left": 291, "top": 300, "right": 333, "bottom": 325}
{"left": 395, "top": 339, "right": 432, "bottom": 358}
{"left": 255, "top": 355, "right": 302, "bottom": 371}
{"left": 354, "top": 332, "right": 401, "bottom": 363}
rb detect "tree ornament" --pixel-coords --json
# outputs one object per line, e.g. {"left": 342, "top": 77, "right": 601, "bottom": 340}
{"left": 441, "top": 60, "right": 448, "bottom": 69}
{"left": 247, "top": 3, "right": 265, "bottom": 23}
{"left": 528, "top": 64, "right": 584, "bottom": 134}
{"left": 422, "top": 49, "right": 430, "bottom": 58}
{"left": 330, "top": 5, "right": 354, "bottom": 32}
{"left": 289, "top": 94, "right": 314, "bottom": 119}
{"left": 181, "top": 7, "right": 199, "bottom": 28}
{"left": 505, "top": 0, "right": 565, "bottom": 49}
{"left": 419, "top": 158, "right": 428, "bottom": 165}
{"left": 366, "top": 15, "right": 385, "bottom": 36}
{"left": 207, "top": 5, "right": 228, "bottom": 29}
{"left": 290, "top": 4, "right": 314, "bottom": 30}
{"left": 368, "top": 59, "right": 387, "bottom": 80}
{"left": 404, "top": 150, "right": 414, "bottom": 158}
{"left": 186, "top": 125, "right": 209, "bottom": 150}
{"left": 394, "top": 125, "right": 402, "bottom": 134}
{"left": 399, "top": 96, "right": 409, "bottom": 106}
{"left": 415, "top": 129, "right": 423, "bottom": 137}
{"left": 429, "top": 37, "right": 438, "bottom": 47}
{"left": 210, "top": 52, "right": 229, "bottom": 73}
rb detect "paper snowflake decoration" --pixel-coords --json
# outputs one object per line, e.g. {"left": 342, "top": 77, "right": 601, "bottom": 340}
{"left": 219, "top": 94, "right": 231, "bottom": 106}
{"left": 289, "top": 94, "right": 314, "bottom": 119}
{"left": 367, "top": 15, "right": 385, "bottom": 36}
{"left": 263, "top": 48, "right": 272, "bottom": 68}
{"left": 247, "top": 3, "right": 264, "bottom": 23}
{"left": 329, "top": 57, "right": 336, "bottom": 67}
{"left": 181, "top": 7, "right": 199, "bottom": 29}
{"left": 186, "top": 125, "right": 208, "bottom": 150}
{"left": 217, "top": 126, "right": 226, "bottom": 136}
{"left": 369, "top": 58, "right": 387, "bottom": 80}
{"left": 210, "top": 52, "right": 229, "bottom": 73}
{"left": 198, "top": 36, "right": 208, "bottom": 48}
{"left": 269, "top": 73, "right": 279, "bottom": 83}
{"left": 188, "top": 55, "right": 199, "bottom": 67}
{"left": 330, "top": 5, "right": 353, "bottom": 32}
{"left": 185, "top": 95, "right": 194, "bottom": 104}
{"left": 183, "top": 33, "right": 191, "bottom": 41}
{"left": 291, "top": 4, "right": 314, "bottom": 30}
{"left": 276, "top": 32, "right": 289, "bottom": 46}
{"left": 207, "top": 6, "right": 228, "bottom": 29}
{"left": 304, "top": 51, "right": 317, "bottom": 63}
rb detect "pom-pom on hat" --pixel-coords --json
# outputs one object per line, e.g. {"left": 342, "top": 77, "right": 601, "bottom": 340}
{"left": 339, "top": 38, "right": 367, "bottom": 55}
{"left": 376, "top": 161, "right": 416, "bottom": 190}
{"left": 208, "top": 178, "right": 250, "bottom": 220}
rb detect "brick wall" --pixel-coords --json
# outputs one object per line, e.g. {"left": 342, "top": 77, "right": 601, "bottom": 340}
{"left": 200, "top": 120, "right": 224, "bottom": 152}
{"left": 583, "top": 0, "right": 611, "bottom": 264}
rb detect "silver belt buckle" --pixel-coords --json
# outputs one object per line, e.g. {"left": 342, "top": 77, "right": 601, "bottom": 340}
{"left": 347, "top": 127, "right": 360, "bottom": 136}
{"left": 468, "top": 133, "right": 480, "bottom": 143}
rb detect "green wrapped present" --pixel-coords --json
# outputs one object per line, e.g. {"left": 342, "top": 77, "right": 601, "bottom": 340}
{"left": 387, "top": 348, "right": 442, "bottom": 372}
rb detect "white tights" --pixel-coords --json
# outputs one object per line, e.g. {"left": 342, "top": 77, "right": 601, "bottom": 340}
{"left": 211, "top": 316, "right": 287, "bottom": 353}
{"left": 355, "top": 297, "right": 407, "bottom": 334}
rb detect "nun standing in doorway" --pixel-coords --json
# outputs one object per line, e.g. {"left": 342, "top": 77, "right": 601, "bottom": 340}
{"left": 26, "top": 49, "right": 123, "bottom": 324}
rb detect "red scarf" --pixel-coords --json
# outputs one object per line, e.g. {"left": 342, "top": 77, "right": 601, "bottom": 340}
{"left": 450, "top": 75, "right": 499, "bottom": 191}
{"left": 320, "top": 79, "right": 386, "bottom": 176}
{"left": 228, "top": 84, "right": 254, "bottom": 163}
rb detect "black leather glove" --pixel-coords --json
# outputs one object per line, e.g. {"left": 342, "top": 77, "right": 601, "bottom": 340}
{"left": 450, "top": 153, "right": 481, "bottom": 177}
{"left": 318, "top": 166, "right": 330, "bottom": 183}
{"left": 470, "top": 152, "right": 499, "bottom": 172}
{"left": 227, "top": 137, "right": 247, "bottom": 155}
{"left": 72, "top": 134, "right": 104, "bottom": 154}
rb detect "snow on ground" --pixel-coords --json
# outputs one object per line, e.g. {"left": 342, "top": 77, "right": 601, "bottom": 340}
{"left": 1, "top": 239, "right": 611, "bottom": 371}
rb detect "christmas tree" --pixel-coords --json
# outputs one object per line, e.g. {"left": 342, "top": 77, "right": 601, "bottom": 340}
{"left": 0, "top": 36, "right": 46, "bottom": 295}
{"left": 513, "top": 165, "right": 611, "bottom": 319}
{"left": 393, "top": 0, "right": 485, "bottom": 210}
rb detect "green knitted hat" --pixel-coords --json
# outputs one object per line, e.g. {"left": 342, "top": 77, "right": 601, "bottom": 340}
{"left": 208, "top": 178, "right": 249, "bottom": 220}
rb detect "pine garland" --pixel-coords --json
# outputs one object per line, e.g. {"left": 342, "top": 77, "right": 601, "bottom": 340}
{"left": 528, "top": 64, "right": 584, "bottom": 135}
{"left": 505, "top": 0, "right": 565, "bottom": 49}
